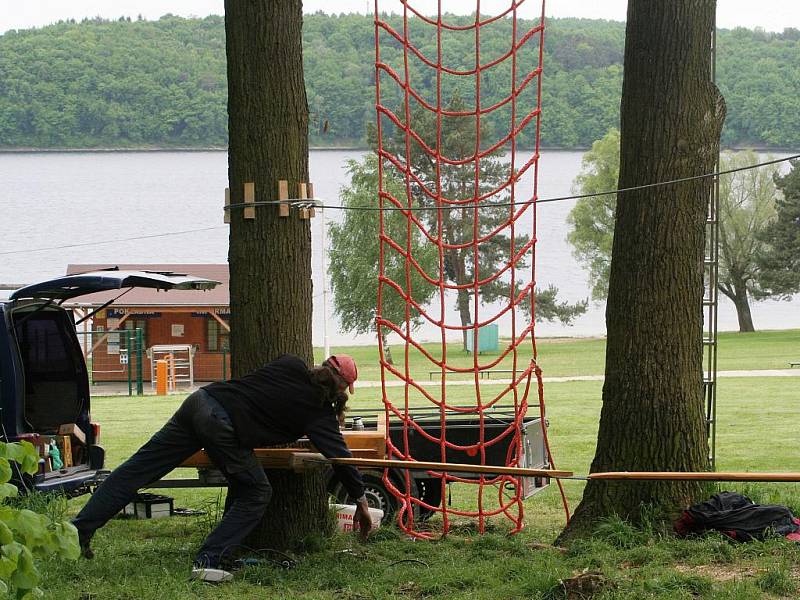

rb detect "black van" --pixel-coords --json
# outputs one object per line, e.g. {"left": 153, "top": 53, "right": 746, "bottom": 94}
{"left": 0, "top": 268, "right": 218, "bottom": 496}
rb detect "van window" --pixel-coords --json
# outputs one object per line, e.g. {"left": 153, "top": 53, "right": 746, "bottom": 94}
{"left": 13, "top": 310, "right": 85, "bottom": 433}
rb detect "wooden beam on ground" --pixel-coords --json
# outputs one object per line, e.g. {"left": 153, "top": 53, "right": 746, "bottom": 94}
{"left": 588, "top": 471, "right": 800, "bottom": 482}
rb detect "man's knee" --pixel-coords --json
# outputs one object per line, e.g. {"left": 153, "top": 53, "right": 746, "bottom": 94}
{"left": 230, "top": 470, "right": 271, "bottom": 510}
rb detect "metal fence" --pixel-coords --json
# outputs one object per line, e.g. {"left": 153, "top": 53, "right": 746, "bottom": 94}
{"left": 77, "top": 328, "right": 144, "bottom": 395}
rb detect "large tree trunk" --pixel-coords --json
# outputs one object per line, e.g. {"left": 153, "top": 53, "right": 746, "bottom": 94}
{"left": 225, "top": 0, "right": 329, "bottom": 551}
{"left": 719, "top": 282, "right": 755, "bottom": 332}
{"left": 560, "top": 0, "right": 725, "bottom": 542}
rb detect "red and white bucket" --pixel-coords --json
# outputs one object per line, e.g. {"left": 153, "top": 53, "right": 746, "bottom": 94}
{"left": 331, "top": 503, "right": 384, "bottom": 532}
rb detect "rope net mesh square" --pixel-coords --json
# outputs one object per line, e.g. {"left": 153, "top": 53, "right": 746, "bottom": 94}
{"left": 373, "top": 1, "right": 559, "bottom": 537}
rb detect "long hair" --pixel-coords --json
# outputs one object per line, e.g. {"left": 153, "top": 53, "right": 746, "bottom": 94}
{"left": 308, "top": 366, "right": 348, "bottom": 421}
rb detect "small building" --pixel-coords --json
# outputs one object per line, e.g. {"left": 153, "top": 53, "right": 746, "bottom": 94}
{"left": 66, "top": 264, "right": 230, "bottom": 384}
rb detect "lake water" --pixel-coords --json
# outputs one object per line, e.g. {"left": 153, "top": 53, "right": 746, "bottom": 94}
{"left": 0, "top": 149, "right": 797, "bottom": 346}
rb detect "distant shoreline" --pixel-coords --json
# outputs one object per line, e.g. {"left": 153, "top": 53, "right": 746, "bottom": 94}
{"left": 1, "top": 145, "right": 797, "bottom": 154}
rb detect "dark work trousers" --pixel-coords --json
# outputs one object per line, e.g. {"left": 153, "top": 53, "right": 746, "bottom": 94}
{"left": 72, "top": 389, "right": 272, "bottom": 567}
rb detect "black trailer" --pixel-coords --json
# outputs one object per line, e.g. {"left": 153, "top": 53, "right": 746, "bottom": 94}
{"left": 326, "top": 406, "right": 550, "bottom": 520}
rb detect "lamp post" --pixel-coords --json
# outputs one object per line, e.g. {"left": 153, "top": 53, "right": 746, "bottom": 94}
{"left": 320, "top": 204, "right": 331, "bottom": 359}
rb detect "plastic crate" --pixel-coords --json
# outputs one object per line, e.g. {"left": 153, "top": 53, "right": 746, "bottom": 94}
{"left": 123, "top": 493, "right": 174, "bottom": 519}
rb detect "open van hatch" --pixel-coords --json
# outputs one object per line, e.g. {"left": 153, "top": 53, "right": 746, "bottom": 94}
{"left": 2, "top": 268, "right": 219, "bottom": 495}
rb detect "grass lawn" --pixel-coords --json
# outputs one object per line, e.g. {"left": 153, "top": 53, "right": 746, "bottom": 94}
{"left": 38, "top": 366, "right": 800, "bottom": 599}
{"left": 315, "top": 329, "right": 800, "bottom": 382}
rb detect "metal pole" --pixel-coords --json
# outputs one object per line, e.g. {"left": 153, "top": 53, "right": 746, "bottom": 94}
{"left": 320, "top": 205, "right": 331, "bottom": 359}
{"left": 126, "top": 330, "right": 132, "bottom": 396}
{"left": 136, "top": 328, "right": 144, "bottom": 395}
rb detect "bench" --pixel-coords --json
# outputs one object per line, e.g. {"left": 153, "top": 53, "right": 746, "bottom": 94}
{"left": 790, "top": 361, "right": 800, "bottom": 368}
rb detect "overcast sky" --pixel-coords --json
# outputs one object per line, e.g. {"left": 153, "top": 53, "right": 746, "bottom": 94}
{"left": 1, "top": 1, "right": 798, "bottom": 35}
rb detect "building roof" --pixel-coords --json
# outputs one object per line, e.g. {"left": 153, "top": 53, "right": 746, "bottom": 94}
{"left": 65, "top": 264, "right": 229, "bottom": 306}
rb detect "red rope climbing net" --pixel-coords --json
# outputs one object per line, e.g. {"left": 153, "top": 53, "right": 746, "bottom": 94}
{"left": 374, "top": 1, "right": 563, "bottom": 537}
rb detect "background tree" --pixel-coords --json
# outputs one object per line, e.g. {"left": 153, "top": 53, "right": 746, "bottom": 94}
{"left": 382, "top": 95, "right": 585, "bottom": 350}
{"left": 568, "top": 141, "right": 784, "bottom": 332}
{"left": 328, "top": 156, "right": 439, "bottom": 365}
{"left": 717, "top": 150, "right": 780, "bottom": 331}
{"left": 757, "top": 160, "right": 800, "bottom": 297}
{"left": 566, "top": 128, "right": 620, "bottom": 300}
{"left": 1, "top": 16, "right": 800, "bottom": 149}
{"left": 560, "top": 0, "right": 726, "bottom": 541}
{"left": 225, "top": 0, "right": 329, "bottom": 552}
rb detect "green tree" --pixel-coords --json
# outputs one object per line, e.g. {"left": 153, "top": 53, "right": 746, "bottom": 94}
{"left": 568, "top": 139, "right": 784, "bottom": 331}
{"left": 717, "top": 150, "right": 781, "bottom": 332}
{"left": 383, "top": 95, "right": 585, "bottom": 350}
{"left": 566, "top": 128, "right": 620, "bottom": 300}
{"left": 560, "top": 0, "right": 725, "bottom": 542}
{"left": 757, "top": 160, "right": 800, "bottom": 297}
{"left": 328, "top": 156, "right": 439, "bottom": 365}
{"left": 225, "top": 0, "right": 328, "bottom": 551}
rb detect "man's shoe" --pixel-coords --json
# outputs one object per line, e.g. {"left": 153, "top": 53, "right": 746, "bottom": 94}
{"left": 78, "top": 532, "right": 94, "bottom": 560}
{"left": 191, "top": 566, "right": 233, "bottom": 583}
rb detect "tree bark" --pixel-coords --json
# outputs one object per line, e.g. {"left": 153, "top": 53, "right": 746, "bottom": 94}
{"left": 559, "top": 0, "right": 725, "bottom": 542}
{"left": 225, "top": 0, "right": 329, "bottom": 551}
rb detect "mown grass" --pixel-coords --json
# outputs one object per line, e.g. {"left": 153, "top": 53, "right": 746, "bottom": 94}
{"left": 38, "top": 329, "right": 800, "bottom": 598}
{"left": 314, "top": 328, "right": 800, "bottom": 381}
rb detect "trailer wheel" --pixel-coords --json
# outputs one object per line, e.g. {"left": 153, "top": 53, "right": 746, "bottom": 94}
{"left": 416, "top": 478, "right": 443, "bottom": 520}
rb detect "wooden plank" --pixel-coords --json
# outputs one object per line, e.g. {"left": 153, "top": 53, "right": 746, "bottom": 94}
{"left": 243, "top": 182, "right": 255, "bottom": 219}
{"left": 278, "top": 179, "right": 290, "bottom": 217}
{"left": 307, "top": 182, "right": 315, "bottom": 218}
{"left": 224, "top": 187, "right": 230, "bottom": 224}
{"left": 178, "top": 426, "right": 385, "bottom": 469}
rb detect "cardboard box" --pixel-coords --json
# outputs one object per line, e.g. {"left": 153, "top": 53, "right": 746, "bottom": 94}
{"left": 58, "top": 423, "right": 86, "bottom": 445}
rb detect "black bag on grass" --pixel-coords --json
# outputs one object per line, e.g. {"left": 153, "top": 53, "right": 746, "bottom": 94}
{"left": 674, "top": 491, "right": 799, "bottom": 542}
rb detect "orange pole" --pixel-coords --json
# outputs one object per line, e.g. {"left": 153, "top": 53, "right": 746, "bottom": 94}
{"left": 156, "top": 360, "right": 168, "bottom": 395}
{"left": 329, "top": 457, "right": 573, "bottom": 479}
{"left": 588, "top": 472, "right": 800, "bottom": 482}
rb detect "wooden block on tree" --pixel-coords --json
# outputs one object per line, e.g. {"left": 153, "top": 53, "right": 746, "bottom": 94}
{"left": 278, "top": 180, "right": 290, "bottom": 217}
{"left": 298, "top": 182, "right": 309, "bottom": 219}
{"left": 224, "top": 187, "right": 231, "bottom": 224}
{"left": 244, "top": 182, "right": 255, "bottom": 219}
{"left": 307, "top": 182, "right": 315, "bottom": 218}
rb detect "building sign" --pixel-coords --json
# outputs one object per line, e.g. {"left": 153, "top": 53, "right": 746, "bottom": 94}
{"left": 107, "top": 309, "right": 162, "bottom": 319}
{"left": 191, "top": 309, "right": 231, "bottom": 318}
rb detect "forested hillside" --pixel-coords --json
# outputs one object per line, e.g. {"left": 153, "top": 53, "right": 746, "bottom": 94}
{"left": 0, "top": 14, "right": 798, "bottom": 149}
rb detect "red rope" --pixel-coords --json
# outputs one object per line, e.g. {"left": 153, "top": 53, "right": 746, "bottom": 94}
{"left": 375, "top": 0, "right": 567, "bottom": 538}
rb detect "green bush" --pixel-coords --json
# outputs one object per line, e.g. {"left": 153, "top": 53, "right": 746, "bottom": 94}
{"left": 0, "top": 441, "right": 80, "bottom": 598}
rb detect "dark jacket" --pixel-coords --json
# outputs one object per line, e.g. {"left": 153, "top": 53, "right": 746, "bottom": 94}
{"left": 203, "top": 354, "right": 364, "bottom": 499}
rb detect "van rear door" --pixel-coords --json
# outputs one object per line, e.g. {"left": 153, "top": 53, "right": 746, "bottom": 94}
{"left": 9, "top": 268, "right": 219, "bottom": 302}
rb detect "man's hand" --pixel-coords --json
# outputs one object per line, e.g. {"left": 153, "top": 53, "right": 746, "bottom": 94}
{"left": 353, "top": 496, "right": 374, "bottom": 541}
